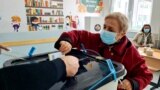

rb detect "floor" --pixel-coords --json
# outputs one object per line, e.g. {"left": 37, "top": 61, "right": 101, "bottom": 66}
{"left": 144, "top": 71, "right": 160, "bottom": 90}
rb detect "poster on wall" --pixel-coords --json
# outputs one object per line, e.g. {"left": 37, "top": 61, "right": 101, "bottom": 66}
{"left": 76, "top": 0, "right": 103, "bottom": 16}
{"left": 65, "top": 15, "right": 80, "bottom": 30}
{"left": 0, "top": 0, "right": 28, "bottom": 33}
{"left": 24, "top": 0, "right": 64, "bottom": 31}
{"left": 11, "top": 16, "right": 21, "bottom": 32}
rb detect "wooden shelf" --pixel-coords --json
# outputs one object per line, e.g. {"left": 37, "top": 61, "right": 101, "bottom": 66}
{"left": 26, "top": 15, "right": 63, "bottom": 16}
{"left": 51, "top": 0, "right": 63, "bottom": 2}
{"left": 25, "top": 0, "right": 64, "bottom": 31}
{"left": 25, "top": 6, "right": 63, "bottom": 9}
{"left": 39, "top": 23, "right": 64, "bottom": 24}
{"left": 27, "top": 23, "right": 64, "bottom": 25}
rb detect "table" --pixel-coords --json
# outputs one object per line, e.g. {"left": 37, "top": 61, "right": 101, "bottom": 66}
{"left": 138, "top": 47, "right": 160, "bottom": 90}
{"left": 138, "top": 47, "right": 160, "bottom": 71}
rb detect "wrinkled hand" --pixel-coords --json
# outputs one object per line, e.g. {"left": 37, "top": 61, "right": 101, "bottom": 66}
{"left": 59, "top": 41, "right": 72, "bottom": 54}
{"left": 0, "top": 45, "right": 9, "bottom": 51}
{"left": 61, "top": 56, "right": 79, "bottom": 77}
{"left": 117, "top": 79, "right": 132, "bottom": 90}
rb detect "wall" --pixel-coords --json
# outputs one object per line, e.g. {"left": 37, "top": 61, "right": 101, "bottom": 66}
{"left": 87, "top": 17, "right": 104, "bottom": 33}
{"left": 150, "top": 0, "right": 160, "bottom": 48}
{"left": 85, "top": 0, "right": 111, "bottom": 32}
{"left": 0, "top": 0, "right": 27, "bottom": 33}
{"left": 150, "top": 0, "right": 160, "bottom": 34}
{"left": 63, "top": 0, "right": 85, "bottom": 30}
{"left": 0, "top": 30, "right": 64, "bottom": 68}
{"left": 0, "top": 0, "right": 85, "bottom": 68}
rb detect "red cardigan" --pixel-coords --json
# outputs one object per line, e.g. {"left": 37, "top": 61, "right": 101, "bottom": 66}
{"left": 55, "top": 30, "right": 153, "bottom": 90}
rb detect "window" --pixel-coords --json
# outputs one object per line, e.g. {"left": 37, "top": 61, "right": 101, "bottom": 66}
{"left": 111, "top": 0, "right": 153, "bottom": 32}
{"left": 131, "top": 0, "right": 153, "bottom": 31}
{"left": 111, "top": 0, "right": 129, "bottom": 17}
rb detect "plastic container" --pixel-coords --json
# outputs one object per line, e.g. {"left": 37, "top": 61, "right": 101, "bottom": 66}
{"left": 3, "top": 50, "right": 126, "bottom": 90}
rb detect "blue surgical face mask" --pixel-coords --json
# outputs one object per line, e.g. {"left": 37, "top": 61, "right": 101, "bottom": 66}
{"left": 100, "top": 30, "right": 117, "bottom": 45}
{"left": 144, "top": 29, "right": 150, "bottom": 33}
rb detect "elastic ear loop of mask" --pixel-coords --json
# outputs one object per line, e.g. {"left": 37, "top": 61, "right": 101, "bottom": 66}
{"left": 88, "top": 59, "right": 117, "bottom": 90}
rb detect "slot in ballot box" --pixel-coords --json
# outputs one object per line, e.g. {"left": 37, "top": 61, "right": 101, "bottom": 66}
{"left": 3, "top": 50, "right": 126, "bottom": 90}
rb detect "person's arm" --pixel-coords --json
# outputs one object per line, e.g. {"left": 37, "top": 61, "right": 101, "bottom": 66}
{"left": 132, "top": 33, "right": 141, "bottom": 47}
{"left": 126, "top": 48, "right": 152, "bottom": 90}
{"left": 118, "top": 45, "right": 153, "bottom": 90}
{"left": 0, "top": 56, "right": 79, "bottom": 90}
{"left": 146, "top": 34, "right": 155, "bottom": 47}
{"left": 128, "top": 59, "right": 152, "bottom": 90}
{"left": 54, "top": 30, "right": 101, "bottom": 51}
{"left": 0, "top": 45, "right": 9, "bottom": 51}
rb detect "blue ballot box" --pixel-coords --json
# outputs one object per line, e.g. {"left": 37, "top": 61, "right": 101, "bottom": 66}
{"left": 3, "top": 49, "right": 126, "bottom": 90}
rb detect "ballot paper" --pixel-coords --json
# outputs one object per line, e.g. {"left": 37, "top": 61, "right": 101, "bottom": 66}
{"left": 48, "top": 52, "right": 63, "bottom": 61}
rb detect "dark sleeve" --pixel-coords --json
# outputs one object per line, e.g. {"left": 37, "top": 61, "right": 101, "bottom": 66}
{"left": 0, "top": 58, "right": 66, "bottom": 90}
{"left": 132, "top": 33, "right": 141, "bottom": 47}
{"left": 127, "top": 78, "right": 139, "bottom": 90}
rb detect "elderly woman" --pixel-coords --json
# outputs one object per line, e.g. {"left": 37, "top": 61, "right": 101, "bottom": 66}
{"left": 133, "top": 24, "right": 154, "bottom": 47}
{"left": 55, "top": 12, "right": 153, "bottom": 90}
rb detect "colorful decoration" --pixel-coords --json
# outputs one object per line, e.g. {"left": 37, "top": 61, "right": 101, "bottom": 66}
{"left": 11, "top": 16, "right": 21, "bottom": 32}
{"left": 30, "top": 17, "right": 40, "bottom": 31}
{"left": 65, "top": 15, "right": 79, "bottom": 30}
{"left": 95, "top": 0, "right": 103, "bottom": 13}
{"left": 76, "top": 0, "right": 103, "bottom": 15}
{"left": 25, "top": 0, "right": 64, "bottom": 31}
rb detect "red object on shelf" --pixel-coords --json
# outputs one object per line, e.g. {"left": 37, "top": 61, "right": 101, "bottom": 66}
{"left": 39, "top": 22, "right": 64, "bottom": 24}
{"left": 40, "top": 9, "right": 43, "bottom": 15}
{"left": 45, "top": 0, "right": 48, "bottom": 7}
{"left": 25, "top": 0, "right": 27, "bottom": 6}
{"left": 36, "top": 1, "right": 39, "bottom": 7}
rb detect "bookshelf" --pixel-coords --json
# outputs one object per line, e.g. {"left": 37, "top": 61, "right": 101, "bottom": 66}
{"left": 25, "top": 6, "right": 63, "bottom": 9}
{"left": 25, "top": 0, "right": 64, "bottom": 31}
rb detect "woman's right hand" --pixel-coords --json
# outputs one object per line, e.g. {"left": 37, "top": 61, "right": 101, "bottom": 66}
{"left": 59, "top": 41, "right": 72, "bottom": 54}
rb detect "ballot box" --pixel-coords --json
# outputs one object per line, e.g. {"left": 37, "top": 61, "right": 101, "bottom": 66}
{"left": 3, "top": 49, "right": 126, "bottom": 90}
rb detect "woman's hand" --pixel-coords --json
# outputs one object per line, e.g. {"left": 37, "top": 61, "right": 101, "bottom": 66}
{"left": 59, "top": 41, "right": 72, "bottom": 54}
{"left": 117, "top": 79, "right": 132, "bottom": 90}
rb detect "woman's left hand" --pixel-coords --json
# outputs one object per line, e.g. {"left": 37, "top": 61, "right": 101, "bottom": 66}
{"left": 117, "top": 79, "right": 132, "bottom": 90}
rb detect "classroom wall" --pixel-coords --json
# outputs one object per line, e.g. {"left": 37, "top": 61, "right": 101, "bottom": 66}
{"left": 63, "top": 0, "right": 85, "bottom": 30}
{"left": 150, "top": 0, "right": 160, "bottom": 34}
{"left": 85, "top": 0, "right": 111, "bottom": 33}
{"left": 150, "top": 0, "right": 160, "bottom": 48}
{"left": 0, "top": 0, "right": 27, "bottom": 33}
{"left": 0, "top": 0, "right": 85, "bottom": 33}
{"left": 0, "top": 0, "right": 85, "bottom": 68}
{"left": 0, "top": 30, "right": 64, "bottom": 68}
